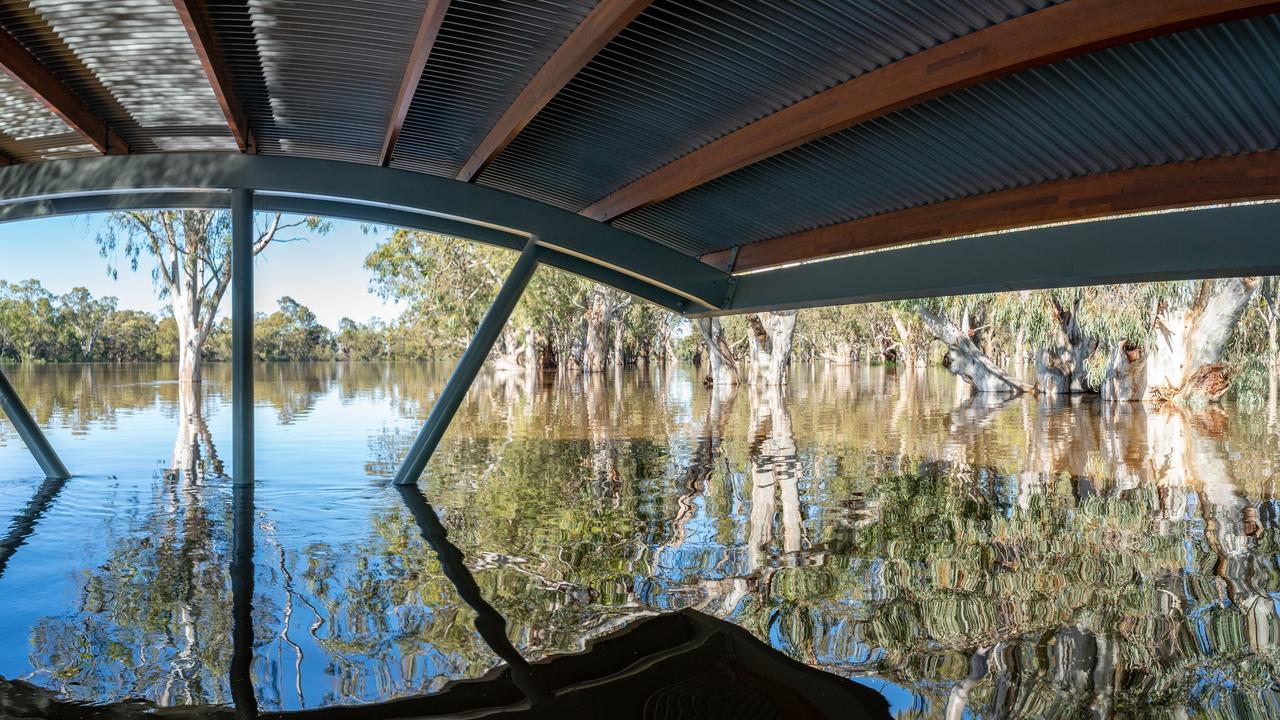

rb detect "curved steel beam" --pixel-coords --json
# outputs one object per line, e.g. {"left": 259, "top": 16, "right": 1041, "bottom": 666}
{"left": 706, "top": 151, "right": 1280, "bottom": 273}
{"left": 0, "top": 153, "right": 731, "bottom": 312}
{"left": 714, "top": 202, "right": 1280, "bottom": 316}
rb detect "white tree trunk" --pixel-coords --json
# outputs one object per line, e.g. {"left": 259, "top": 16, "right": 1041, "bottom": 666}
{"left": 175, "top": 309, "right": 203, "bottom": 385}
{"left": 1103, "top": 278, "right": 1258, "bottom": 403}
{"left": 821, "top": 340, "right": 855, "bottom": 366}
{"left": 583, "top": 292, "right": 609, "bottom": 373}
{"left": 523, "top": 326, "right": 538, "bottom": 369}
{"left": 745, "top": 311, "right": 797, "bottom": 386}
{"left": 918, "top": 305, "right": 1033, "bottom": 393}
{"left": 1036, "top": 293, "right": 1098, "bottom": 394}
{"left": 696, "top": 317, "right": 740, "bottom": 385}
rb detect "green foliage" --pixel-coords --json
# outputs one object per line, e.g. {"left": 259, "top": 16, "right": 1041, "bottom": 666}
{"left": 255, "top": 296, "right": 335, "bottom": 361}
{"left": 0, "top": 282, "right": 338, "bottom": 363}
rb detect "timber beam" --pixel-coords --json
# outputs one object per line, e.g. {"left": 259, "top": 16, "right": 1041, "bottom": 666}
{"left": 380, "top": 0, "right": 451, "bottom": 166}
{"left": 172, "top": 0, "right": 254, "bottom": 153}
{"left": 580, "top": 0, "right": 1280, "bottom": 222}
{"left": 456, "top": 0, "right": 652, "bottom": 182}
{"left": 705, "top": 151, "right": 1280, "bottom": 273}
{"left": 0, "top": 27, "right": 127, "bottom": 154}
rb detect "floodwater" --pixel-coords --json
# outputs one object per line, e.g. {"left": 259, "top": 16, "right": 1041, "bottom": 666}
{"left": 1, "top": 362, "right": 1279, "bottom": 718}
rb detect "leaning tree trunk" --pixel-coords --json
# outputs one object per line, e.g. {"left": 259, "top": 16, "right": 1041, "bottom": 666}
{"left": 1103, "top": 277, "right": 1258, "bottom": 403}
{"left": 1036, "top": 292, "right": 1098, "bottom": 394}
{"left": 745, "top": 311, "right": 798, "bottom": 386}
{"left": 696, "top": 317, "right": 740, "bottom": 385}
{"left": 918, "top": 305, "right": 1033, "bottom": 394}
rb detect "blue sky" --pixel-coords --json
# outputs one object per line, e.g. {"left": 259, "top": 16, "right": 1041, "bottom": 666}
{"left": 0, "top": 213, "right": 402, "bottom": 328}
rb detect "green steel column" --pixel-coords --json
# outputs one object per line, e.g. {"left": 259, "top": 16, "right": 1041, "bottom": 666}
{"left": 231, "top": 189, "right": 254, "bottom": 487}
{"left": 0, "top": 367, "right": 69, "bottom": 479}
{"left": 229, "top": 481, "right": 257, "bottom": 718}
{"left": 393, "top": 238, "right": 540, "bottom": 486}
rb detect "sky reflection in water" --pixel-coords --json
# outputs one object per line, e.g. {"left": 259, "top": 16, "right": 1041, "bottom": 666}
{"left": 0, "top": 362, "right": 1279, "bottom": 717}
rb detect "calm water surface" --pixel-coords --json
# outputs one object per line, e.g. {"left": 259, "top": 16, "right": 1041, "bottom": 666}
{"left": 1, "top": 362, "right": 1279, "bottom": 718}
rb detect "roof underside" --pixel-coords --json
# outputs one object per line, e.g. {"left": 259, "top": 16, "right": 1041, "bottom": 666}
{"left": 0, "top": 0, "right": 1277, "bottom": 312}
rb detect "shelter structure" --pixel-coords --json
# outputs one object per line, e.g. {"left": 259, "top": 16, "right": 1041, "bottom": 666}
{"left": 0, "top": 0, "right": 1275, "bottom": 484}
{"left": 0, "top": 0, "right": 1278, "bottom": 713}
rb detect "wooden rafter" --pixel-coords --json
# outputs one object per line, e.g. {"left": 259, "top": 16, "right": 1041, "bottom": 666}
{"left": 581, "top": 0, "right": 1280, "bottom": 223}
{"left": 456, "top": 0, "right": 652, "bottom": 182}
{"left": 172, "top": 0, "right": 252, "bottom": 152}
{"left": 380, "top": 0, "right": 452, "bottom": 167}
{"left": 0, "top": 26, "right": 127, "bottom": 154}
{"left": 701, "top": 152, "right": 1280, "bottom": 273}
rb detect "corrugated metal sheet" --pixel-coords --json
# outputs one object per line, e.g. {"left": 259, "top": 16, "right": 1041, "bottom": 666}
{"left": 0, "top": 0, "right": 236, "bottom": 152}
{"left": 389, "top": 0, "right": 597, "bottom": 177}
{"left": 0, "top": 73, "right": 95, "bottom": 161}
{"left": 614, "top": 15, "right": 1280, "bottom": 256}
{"left": 476, "top": 0, "right": 1063, "bottom": 211}
{"left": 210, "top": 0, "right": 429, "bottom": 163}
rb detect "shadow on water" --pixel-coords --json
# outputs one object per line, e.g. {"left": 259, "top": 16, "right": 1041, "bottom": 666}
{"left": 7, "top": 362, "right": 1280, "bottom": 716}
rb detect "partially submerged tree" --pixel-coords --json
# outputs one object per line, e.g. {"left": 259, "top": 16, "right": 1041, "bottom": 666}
{"left": 917, "top": 304, "right": 1032, "bottom": 394}
{"left": 98, "top": 210, "right": 321, "bottom": 384}
{"left": 1035, "top": 290, "right": 1098, "bottom": 395}
{"left": 1103, "top": 278, "right": 1259, "bottom": 403}
{"left": 745, "top": 311, "right": 798, "bottom": 387}
{"left": 696, "top": 317, "right": 740, "bottom": 385}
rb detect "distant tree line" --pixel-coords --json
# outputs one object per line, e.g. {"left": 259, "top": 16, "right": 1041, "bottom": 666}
{"left": 0, "top": 280, "right": 342, "bottom": 363}
{"left": 8, "top": 219, "right": 1280, "bottom": 405}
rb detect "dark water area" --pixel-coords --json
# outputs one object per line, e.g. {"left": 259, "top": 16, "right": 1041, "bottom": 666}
{"left": 1, "top": 361, "right": 1279, "bottom": 718}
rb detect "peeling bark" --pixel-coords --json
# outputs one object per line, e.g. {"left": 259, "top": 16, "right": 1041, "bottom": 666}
{"left": 918, "top": 305, "right": 1033, "bottom": 394}
{"left": 1103, "top": 278, "right": 1258, "bottom": 403}
{"left": 696, "top": 317, "right": 740, "bottom": 385}
{"left": 1036, "top": 292, "right": 1098, "bottom": 394}
{"left": 745, "top": 311, "right": 797, "bottom": 386}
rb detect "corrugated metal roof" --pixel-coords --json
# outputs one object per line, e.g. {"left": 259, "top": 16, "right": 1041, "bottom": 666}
{"left": 390, "top": 0, "right": 598, "bottom": 177}
{"left": 614, "top": 15, "right": 1280, "bottom": 256}
{"left": 0, "top": 71, "right": 94, "bottom": 161}
{"left": 475, "top": 0, "right": 1063, "bottom": 211}
{"left": 210, "top": 0, "right": 430, "bottom": 162}
{"left": 0, "top": 0, "right": 235, "bottom": 152}
{"left": 0, "top": 0, "right": 1275, "bottom": 289}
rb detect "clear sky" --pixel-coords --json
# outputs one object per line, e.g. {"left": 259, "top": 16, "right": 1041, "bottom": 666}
{"left": 0, "top": 212, "right": 404, "bottom": 328}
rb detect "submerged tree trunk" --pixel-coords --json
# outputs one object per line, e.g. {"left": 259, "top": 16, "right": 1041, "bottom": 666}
{"left": 1103, "top": 278, "right": 1258, "bottom": 403}
{"left": 745, "top": 311, "right": 797, "bottom": 386}
{"left": 889, "top": 311, "right": 926, "bottom": 367}
{"left": 523, "top": 327, "right": 538, "bottom": 369}
{"left": 583, "top": 292, "right": 610, "bottom": 373}
{"left": 696, "top": 317, "right": 741, "bottom": 385}
{"left": 918, "top": 305, "right": 1033, "bottom": 394}
{"left": 821, "top": 340, "right": 855, "bottom": 366}
{"left": 1036, "top": 292, "right": 1098, "bottom": 395}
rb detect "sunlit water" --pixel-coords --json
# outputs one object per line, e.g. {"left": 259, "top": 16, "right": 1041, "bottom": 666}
{"left": 1, "top": 362, "right": 1279, "bottom": 717}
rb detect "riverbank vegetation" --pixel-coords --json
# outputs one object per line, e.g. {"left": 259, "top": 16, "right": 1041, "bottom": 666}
{"left": 4, "top": 219, "right": 1278, "bottom": 405}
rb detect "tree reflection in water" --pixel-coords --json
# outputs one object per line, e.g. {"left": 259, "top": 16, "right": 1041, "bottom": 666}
{"left": 2, "top": 362, "right": 1280, "bottom": 716}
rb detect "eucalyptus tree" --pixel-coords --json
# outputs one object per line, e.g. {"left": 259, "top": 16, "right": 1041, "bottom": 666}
{"left": 58, "top": 287, "right": 117, "bottom": 360}
{"left": 744, "top": 311, "right": 798, "bottom": 386}
{"left": 1102, "top": 278, "right": 1259, "bottom": 403}
{"left": 0, "top": 279, "right": 61, "bottom": 361}
{"left": 97, "top": 210, "right": 322, "bottom": 385}
{"left": 696, "top": 317, "right": 741, "bottom": 385}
